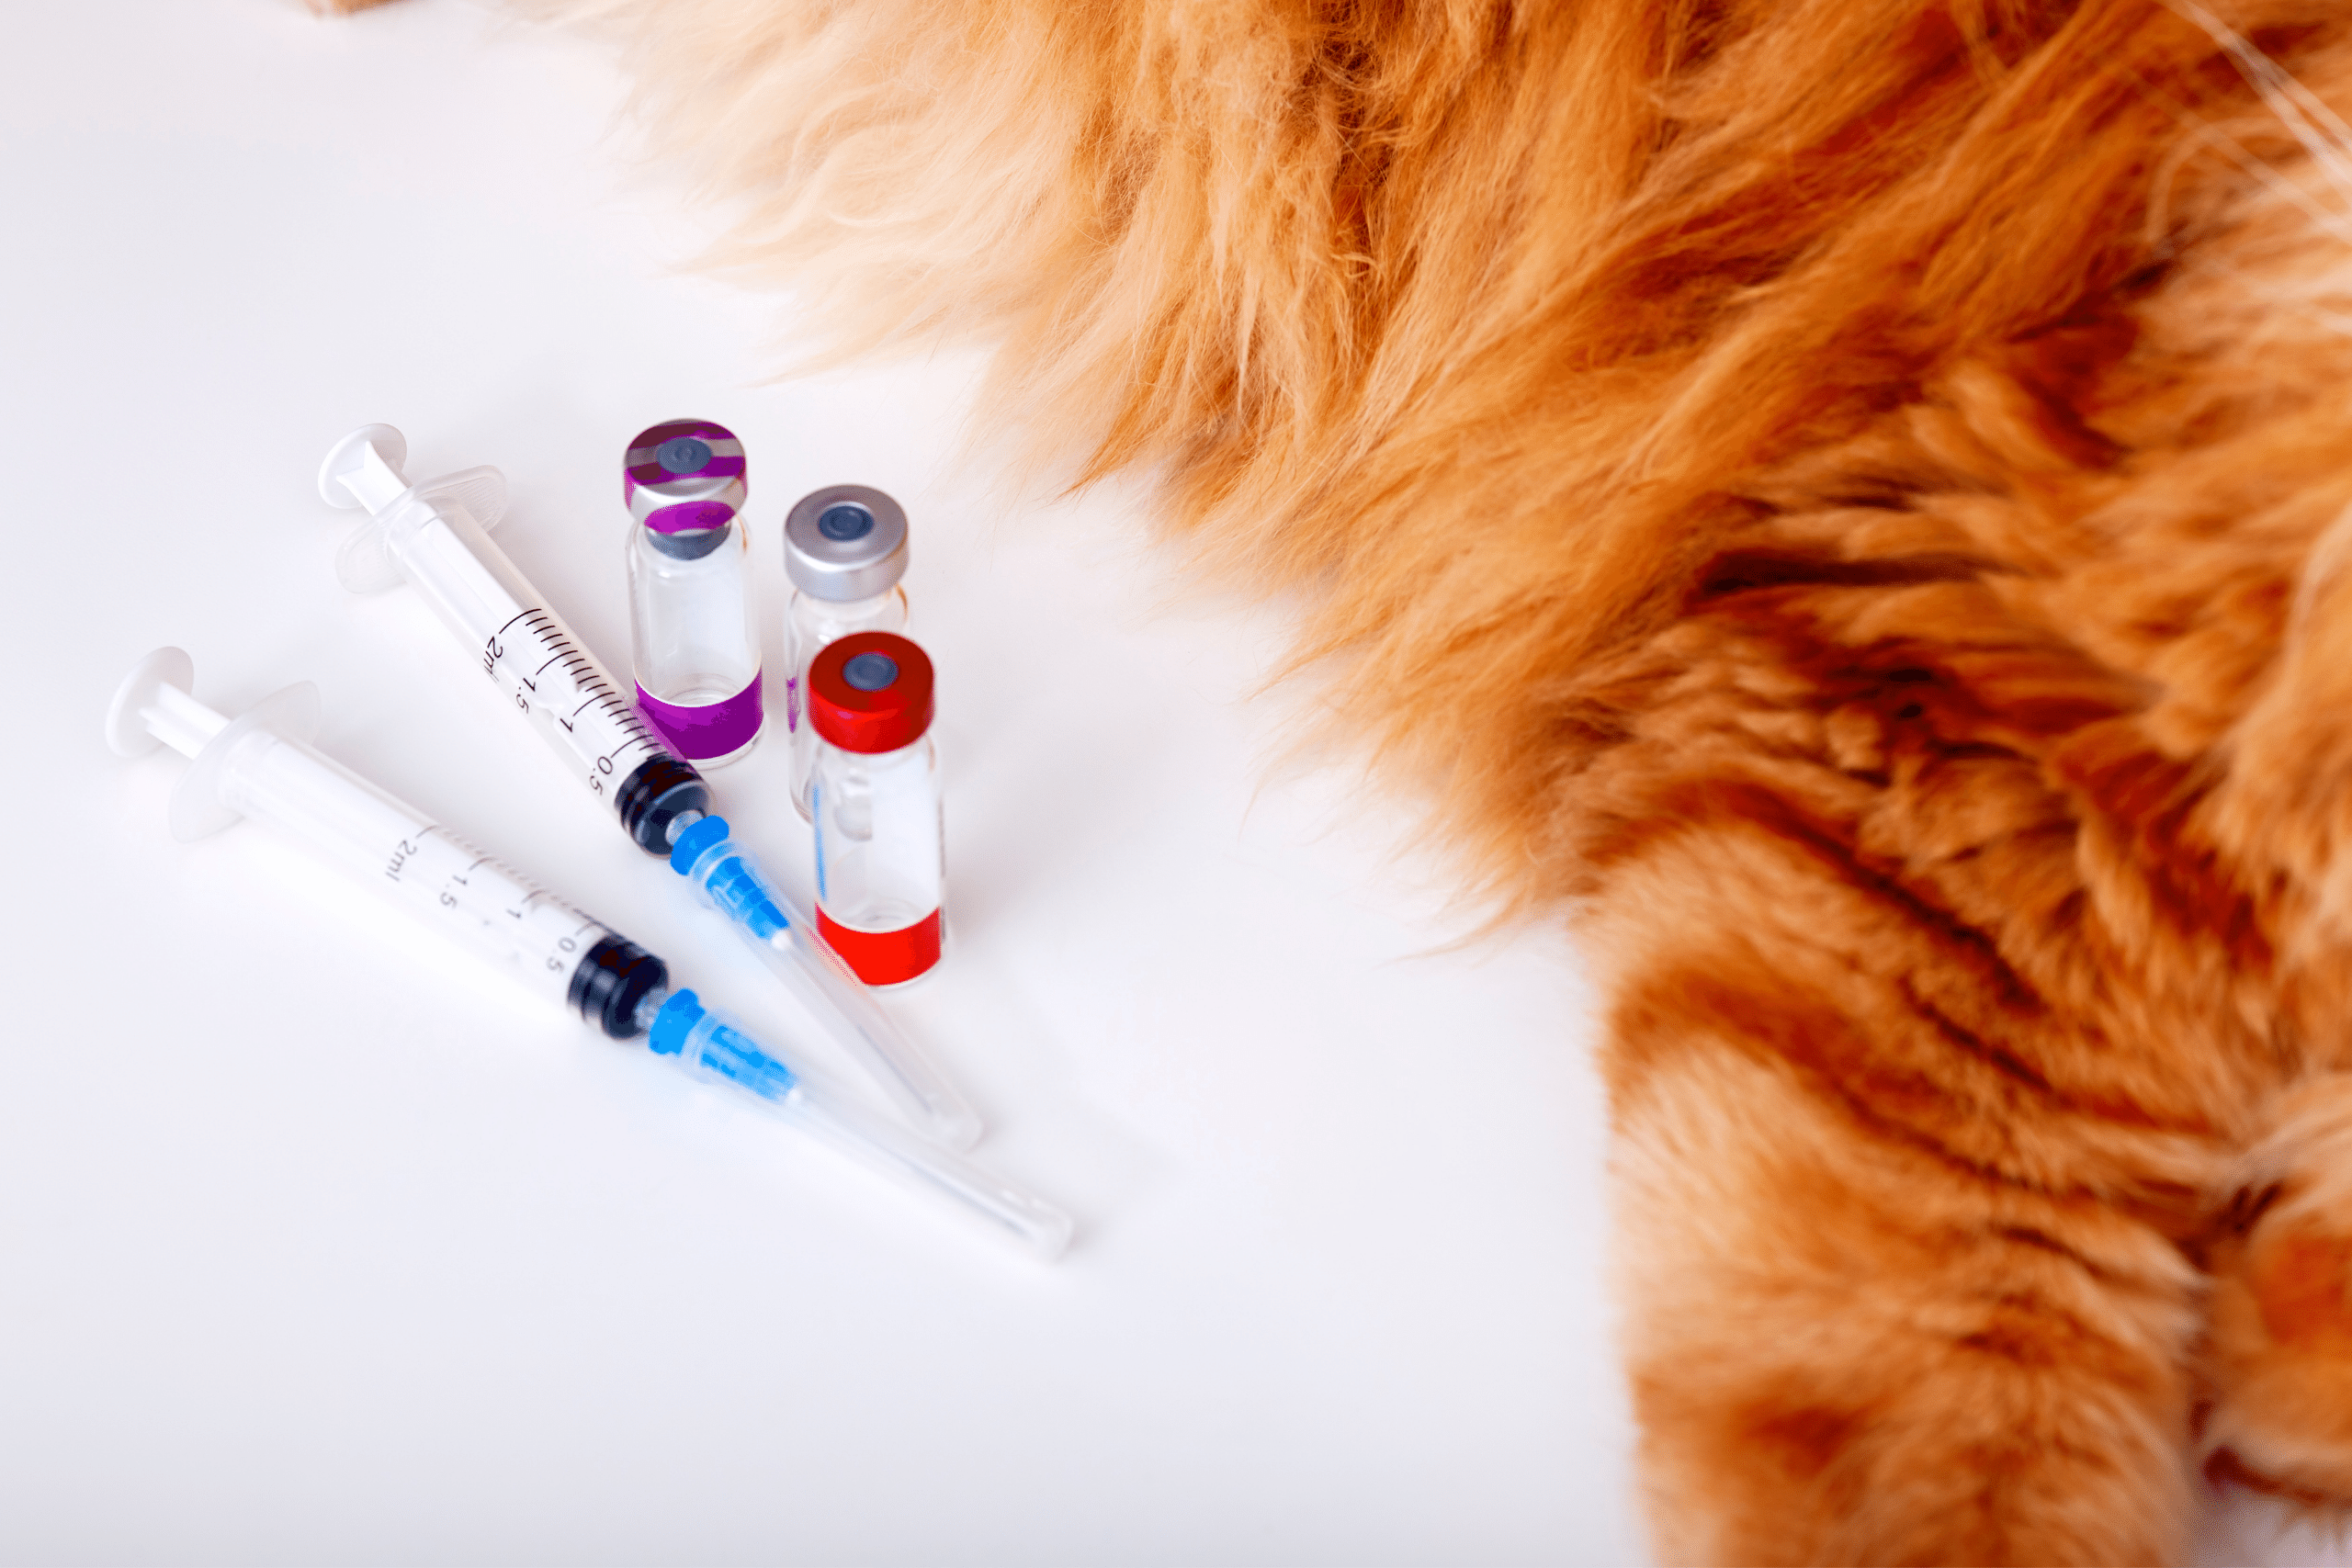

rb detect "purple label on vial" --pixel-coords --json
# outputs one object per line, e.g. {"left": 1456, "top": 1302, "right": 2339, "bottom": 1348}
{"left": 636, "top": 671, "right": 764, "bottom": 760}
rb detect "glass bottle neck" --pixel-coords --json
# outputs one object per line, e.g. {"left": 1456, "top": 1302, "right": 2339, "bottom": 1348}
{"left": 806, "top": 585, "right": 903, "bottom": 619}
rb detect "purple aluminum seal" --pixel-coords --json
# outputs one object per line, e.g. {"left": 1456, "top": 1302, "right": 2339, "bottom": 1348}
{"left": 624, "top": 419, "right": 747, "bottom": 536}
{"left": 636, "top": 671, "right": 765, "bottom": 761}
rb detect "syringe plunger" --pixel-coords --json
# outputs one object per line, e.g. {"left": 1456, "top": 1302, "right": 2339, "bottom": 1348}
{"left": 107, "top": 648, "right": 227, "bottom": 761}
{"left": 106, "top": 649, "right": 670, "bottom": 1039}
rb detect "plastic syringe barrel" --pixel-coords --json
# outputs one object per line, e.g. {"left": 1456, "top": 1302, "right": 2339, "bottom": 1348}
{"left": 648, "top": 990, "right": 1069, "bottom": 1258}
{"left": 318, "top": 426, "right": 709, "bottom": 857}
{"left": 105, "top": 649, "right": 669, "bottom": 1038}
{"left": 668, "top": 816, "right": 983, "bottom": 1151}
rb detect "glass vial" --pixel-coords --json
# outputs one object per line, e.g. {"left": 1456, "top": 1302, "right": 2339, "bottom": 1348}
{"left": 808, "top": 631, "right": 942, "bottom": 987}
{"left": 625, "top": 419, "right": 764, "bottom": 767}
{"left": 784, "top": 485, "right": 909, "bottom": 818}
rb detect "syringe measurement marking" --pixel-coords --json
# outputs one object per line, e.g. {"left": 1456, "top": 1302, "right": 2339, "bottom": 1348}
{"left": 401, "top": 832, "right": 612, "bottom": 974}
{"left": 511, "top": 614, "right": 654, "bottom": 738}
{"left": 480, "top": 611, "right": 666, "bottom": 784}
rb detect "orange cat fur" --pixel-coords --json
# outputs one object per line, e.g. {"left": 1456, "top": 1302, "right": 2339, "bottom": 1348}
{"left": 563, "top": 0, "right": 2352, "bottom": 1558}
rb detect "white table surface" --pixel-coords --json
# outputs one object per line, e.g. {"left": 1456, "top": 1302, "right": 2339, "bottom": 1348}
{"left": 0, "top": 3, "right": 1635, "bottom": 1562}
{"left": 0, "top": 4, "right": 2324, "bottom": 1563}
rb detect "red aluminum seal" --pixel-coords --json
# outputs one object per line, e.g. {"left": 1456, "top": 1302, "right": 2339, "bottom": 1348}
{"left": 808, "top": 632, "right": 934, "bottom": 754}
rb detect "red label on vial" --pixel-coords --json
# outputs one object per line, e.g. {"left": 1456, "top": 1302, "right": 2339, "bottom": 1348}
{"left": 816, "top": 908, "right": 942, "bottom": 987}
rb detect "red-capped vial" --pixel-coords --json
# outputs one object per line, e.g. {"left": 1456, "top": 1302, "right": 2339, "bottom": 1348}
{"left": 808, "top": 632, "right": 942, "bottom": 986}
{"left": 625, "top": 419, "right": 764, "bottom": 767}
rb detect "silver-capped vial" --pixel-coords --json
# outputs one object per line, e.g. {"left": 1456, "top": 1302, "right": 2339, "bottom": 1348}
{"left": 783, "top": 485, "right": 910, "bottom": 818}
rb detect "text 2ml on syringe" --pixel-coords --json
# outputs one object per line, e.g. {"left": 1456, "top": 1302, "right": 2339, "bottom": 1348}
{"left": 315, "top": 423, "right": 981, "bottom": 1151}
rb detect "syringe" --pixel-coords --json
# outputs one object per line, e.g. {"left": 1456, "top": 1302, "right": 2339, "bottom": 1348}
{"left": 105, "top": 649, "right": 1070, "bottom": 1258}
{"left": 316, "top": 425, "right": 704, "bottom": 853}
{"left": 316, "top": 425, "right": 980, "bottom": 1151}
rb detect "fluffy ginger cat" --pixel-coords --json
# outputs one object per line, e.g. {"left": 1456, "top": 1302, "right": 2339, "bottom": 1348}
{"left": 539, "top": 0, "right": 2352, "bottom": 1558}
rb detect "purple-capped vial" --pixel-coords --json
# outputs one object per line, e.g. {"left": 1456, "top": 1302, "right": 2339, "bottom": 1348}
{"left": 625, "top": 419, "right": 764, "bottom": 768}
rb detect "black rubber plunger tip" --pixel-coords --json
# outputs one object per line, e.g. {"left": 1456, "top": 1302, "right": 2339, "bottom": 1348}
{"left": 568, "top": 935, "right": 670, "bottom": 1040}
{"left": 618, "top": 754, "right": 712, "bottom": 856}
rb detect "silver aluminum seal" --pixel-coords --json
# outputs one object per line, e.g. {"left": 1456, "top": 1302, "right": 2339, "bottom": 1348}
{"left": 783, "top": 484, "right": 910, "bottom": 602}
